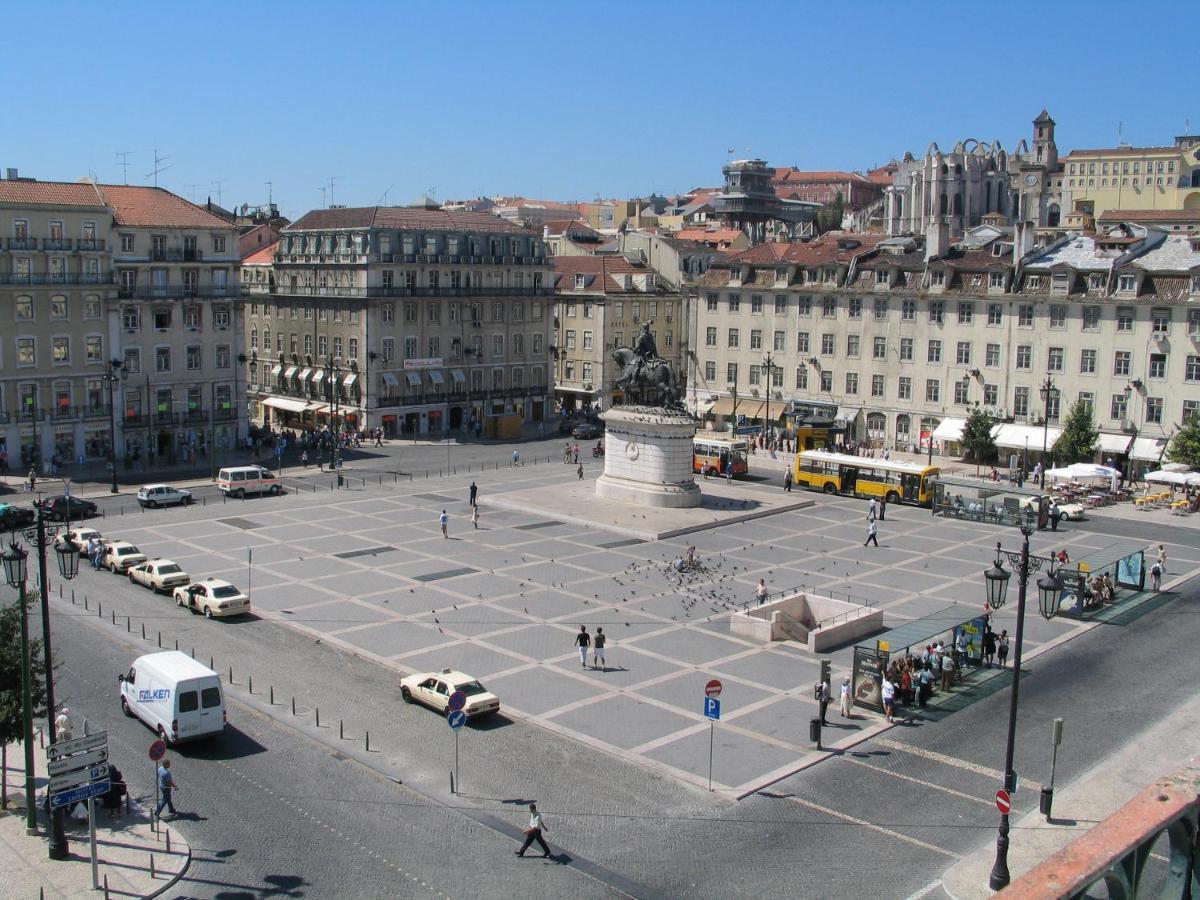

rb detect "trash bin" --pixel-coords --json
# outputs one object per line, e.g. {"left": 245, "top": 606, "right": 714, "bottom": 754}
{"left": 809, "top": 717, "right": 822, "bottom": 743}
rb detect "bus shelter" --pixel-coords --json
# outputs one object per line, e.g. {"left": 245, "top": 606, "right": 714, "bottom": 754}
{"left": 933, "top": 475, "right": 1049, "bottom": 529}
{"left": 1054, "top": 543, "right": 1146, "bottom": 616}
{"left": 851, "top": 604, "right": 987, "bottom": 712}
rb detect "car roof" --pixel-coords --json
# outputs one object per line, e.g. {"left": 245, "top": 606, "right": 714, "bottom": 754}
{"left": 201, "top": 578, "right": 234, "bottom": 588}
{"left": 140, "top": 484, "right": 171, "bottom": 490}
{"left": 108, "top": 540, "right": 137, "bottom": 547}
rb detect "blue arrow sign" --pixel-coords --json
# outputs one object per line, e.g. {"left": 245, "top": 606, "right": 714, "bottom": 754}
{"left": 447, "top": 710, "right": 467, "bottom": 730}
{"left": 50, "top": 779, "right": 110, "bottom": 809}
{"left": 704, "top": 697, "right": 721, "bottom": 721}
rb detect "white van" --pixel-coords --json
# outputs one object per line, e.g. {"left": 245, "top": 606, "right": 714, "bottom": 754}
{"left": 118, "top": 651, "right": 225, "bottom": 744}
{"left": 216, "top": 465, "right": 281, "bottom": 498}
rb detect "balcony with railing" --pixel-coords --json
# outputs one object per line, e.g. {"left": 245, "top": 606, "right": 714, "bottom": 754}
{"left": 153, "top": 411, "right": 179, "bottom": 425}
{"left": 6, "top": 237, "right": 37, "bottom": 251}
{"left": 117, "top": 284, "right": 238, "bottom": 300}
{"left": 183, "top": 408, "right": 208, "bottom": 424}
{"left": 15, "top": 408, "right": 45, "bottom": 422}
{"left": 82, "top": 405, "right": 111, "bottom": 420}
{"left": 42, "top": 238, "right": 73, "bottom": 251}
{"left": 273, "top": 283, "right": 553, "bottom": 299}
{"left": 76, "top": 239, "right": 106, "bottom": 252}
{"left": 150, "top": 248, "right": 204, "bottom": 262}
{"left": 123, "top": 413, "right": 150, "bottom": 427}
{"left": 0, "top": 273, "right": 114, "bottom": 285}
{"left": 214, "top": 407, "right": 238, "bottom": 421}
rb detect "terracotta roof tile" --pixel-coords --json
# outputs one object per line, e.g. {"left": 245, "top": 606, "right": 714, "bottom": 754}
{"left": 286, "top": 207, "right": 533, "bottom": 234}
{"left": 98, "top": 184, "right": 235, "bottom": 228}
{"left": 242, "top": 241, "right": 278, "bottom": 266}
{"left": 552, "top": 255, "right": 655, "bottom": 293}
{"left": 0, "top": 179, "right": 106, "bottom": 208}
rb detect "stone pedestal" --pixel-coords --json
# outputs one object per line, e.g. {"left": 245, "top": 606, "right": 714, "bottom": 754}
{"left": 595, "top": 406, "right": 701, "bottom": 509}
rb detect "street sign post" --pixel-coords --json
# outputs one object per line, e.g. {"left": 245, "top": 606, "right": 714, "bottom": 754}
{"left": 49, "top": 764, "right": 110, "bottom": 794}
{"left": 148, "top": 740, "right": 166, "bottom": 762}
{"left": 47, "top": 730, "right": 109, "bottom": 882}
{"left": 447, "top": 691, "right": 467, "bottom": 713}
{"left": 49, "top": 780, "right": 110, "bottom": 809}
{"left": 704, "top": 697, "right": 721, "bottom": 720}
{"left": 447, "top": 710, "right": 467, "bottom": 794}
{"left": 995, "top": 789, "right": 1011, "bottom": 815}
{"left": 48, "top": 747, "right": 107, "bottom": 776}
{"left": 705, "top": 679, "right": 722, "bottom": 699}
{"left": 703, "top": 695, "right": 723, "bottom": 792}
{"left": 46, "top": 732, "right": 108, "bottom": 761}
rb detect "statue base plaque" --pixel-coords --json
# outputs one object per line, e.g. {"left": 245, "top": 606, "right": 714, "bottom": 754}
{"left": 595, "top": 406, "right": 701, "bottom": 509}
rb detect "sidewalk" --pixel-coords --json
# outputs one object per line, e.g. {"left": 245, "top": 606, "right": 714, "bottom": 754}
{"left": 1, "top": 734, "right": 189, "bottom": 899}
{"left": 941, "top": 680, "right": 1200, "bottom": 899}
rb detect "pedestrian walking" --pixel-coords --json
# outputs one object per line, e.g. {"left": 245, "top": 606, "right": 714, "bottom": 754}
{"left": 575, "top": 626, "right": 590, "bottom": 669}
{"left": 838, "top": 676, "right": 852, "bottom": 718}
{"left": 881, "top": 676, "right": 896, "bottom": 723}
{"left": 878, "top": 496, "right": 886, "bottom": 520}
{"left": 1156, "top": 544, "right": 1167, "bottom": 577}
{"left": 867, "top": 497, "right": 878, "bottom": 521}
{"left": 472, "top": 505, "right": 479, "bottom": 529}
{"left": 1049, "top": 499, "right": 1059, "bottom": 531}
{"left": 783, "top": 469, "right": 793, "bottom": 492}
{"left": 469, "top": 481, "right": 478, "bottom": 507}
{"left": 983, "top": 628, "right": 997, "bottom": 667}
{"left": 27, "top": 467, "right": 36, "bottom": 492}
{"left": 755, "top": 578, "right": 768, "bottom": 606}
{"left": 573, "top": 444, "right": 580, "bottom": 464}
{"left": 515, "top": 803, "right": 550, "bottom": 858}
{"left": 54, "top": 707, "right": 74, "bottom": 741}
{"left": 512, "top": 449, "right": 520, "bottom": 467}
{"left": 154, "top": 759, "right": 178, "bottom": 818}
{"left": 997, "top": 630, "right": 1010, "bottom": 668}
{"left": 940, "top": 651, "right": 955, "bottom": 692}
{"left": 725, "top": 457, "right": 734, "bottom": 484}
{"left": 537, "top": 422, "right": 545, "bottom": 440}
{"left": 865, "top": 518, "right": 879, "bottom": 547}
{"left": 439, "top": 509, "right": 449, "bottom": 539}
{"left": 576, "top": 462, "right": 584, "bottom": 479}
{"left": 301, "top": 449, "right": 308, "bottom": 468}
{"left": 1150, "top": 560, "right": 1162, "bottom": 591}
{"left": 593, "top": 627, "right": 607, "bottom": 671}
{"left": 564, "top": 442, "right": 571, "bottom": 464}
{"left": 818, "top": 677, "right": 831, "bottom": 725}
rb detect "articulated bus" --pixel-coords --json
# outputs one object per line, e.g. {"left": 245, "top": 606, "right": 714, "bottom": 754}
{"left": 693, "top": 437, "right": 750, "bottom": 477}
{"left": 792, "top": 450, "right": 939, "bottom": 506}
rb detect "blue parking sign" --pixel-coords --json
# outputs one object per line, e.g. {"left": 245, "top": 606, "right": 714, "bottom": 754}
{"left": 704, "top": 697, "right": 721, "bottom": 720}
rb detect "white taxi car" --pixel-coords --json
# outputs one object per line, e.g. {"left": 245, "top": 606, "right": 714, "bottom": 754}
{"left": 58, "top": 527, "right": 103, "bottom": 552}
{"left": 102, "top": 541, "right": 148, "bottom": 573}
{"left": 128, "top": 559, "right": 191, "bottom": 593}
{"left": 399, "top": 669, "right": 501, "bottom": 718}
{"left": 173, "top": 578, "right": 251, "bottom": 618}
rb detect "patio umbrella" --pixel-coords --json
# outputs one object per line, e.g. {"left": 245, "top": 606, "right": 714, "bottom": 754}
{"left": 1045, "top": 463, "right": 1122, "bottom": 490}
{"left": 1145, "top": 469, "right": 1192, "bottom": 486}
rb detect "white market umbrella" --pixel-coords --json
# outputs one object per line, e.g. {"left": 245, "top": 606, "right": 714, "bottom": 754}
{"left": 1045, "top": 463, "right": 1122, "bottom": 491}
{"left": 1145, "top": 469, "right": 1191, "bottom": 486}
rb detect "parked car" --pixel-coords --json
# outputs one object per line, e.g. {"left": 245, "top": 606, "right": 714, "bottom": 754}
{"left": 35, "top": 496, "right": 98, "bottom": 522}
{"left": 1020, "top": 495, "right": 1086, "bottom": 522}
{"left": 0, "top": 503, "right": 36, "bottom": 531}
{"left": 557, "top": 417, "right": 578, "bottom": 435}
{"left": 136, "top": 484, "right": 193, "bottom": 509}
{"left": 128, "top": 559, "right": 191, "bottom": 593}
{"left": 173, "top": 578, "right": 250, "bottom": 618}
{"left": 400, "top": 668, "right": 501, "bottom": 718}
{"left": 101, "top": 540, "right": 148, "bottom": 573}
{"left": 57, "top": 527, "right": 104, "bottom": 551}
{"left": 572, "top": 421, "right": 603, "bottom": 440}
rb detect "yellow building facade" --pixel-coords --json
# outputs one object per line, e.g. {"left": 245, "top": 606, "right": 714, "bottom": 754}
{"left": 1060, "top": 139, "right": 1200, "bottom": 218}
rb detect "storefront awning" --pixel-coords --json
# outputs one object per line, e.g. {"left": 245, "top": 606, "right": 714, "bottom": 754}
{"left": 311, "top": 369, "right": 326, "bottom": 384}
{"left": 556, "top": 386, "right": 599, "bottom": 395}
{"left": 270, "top": 364, "right": 283, "bottom": 376}
{"left": 296, "top": 368, "right": 312, "bottom": 382}
{"left": 283, "top": 366, "right": 298, "bottom": 379}
{"left": 263, "top": 396, "right": 310, "bottom": 413}
{"left": 993, "top": 422, "right": 1061, "bottom": 451}
{"left": 1131, "top": 435, "right": 1170, "bottom": 461}
{"left": 835, "top": 406, "right": 862, "bottom": 425}
{"left": 709, "top": 397, "right": 738, "bottom": 417}
{"left": 405, "top": 372, "right": 422, "bottom": 386}
{"left": 381, "top": 372, "right": 399, "bottom": 387}
{"left": 1097, "top": 432, "right": 1133, "bottom": 455}
{"left": 451, "top": 369, "right": 466, "bottom": 383}
{"left": 931, "top": 417, "right": 967, "bottom": 442}
{"left": 429, "top": 370, "right": 445, "bottom": 384}
{"left": 694, "top": 398, "right": 717, "bottom": 414}
{"left": 342, "top": 372, "right": 358, "bottom": 387}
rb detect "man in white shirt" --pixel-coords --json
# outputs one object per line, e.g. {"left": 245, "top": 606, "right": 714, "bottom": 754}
{"left": 515, "top": 803, "right": 550, "bottom": 858}
{"left": 881, "top": 678, "right": 896, "bottom": 723}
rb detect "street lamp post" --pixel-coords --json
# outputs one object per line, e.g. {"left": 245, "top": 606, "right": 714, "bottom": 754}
{"left": 1039, "top": 375, "right": 1059, "bottom": 486}
{"left": 102, "top": 359, "right": 124, "bottom": 493}
{"left": 761, "top": 353, "right": 776, "bottom": 444}
{"left": 982, "top": 512, "right": 1062, "bottom": 891}
{"left": 2, "top": 542, "right": 38, "bottom": 835}
{"left": 324, "top": 355, "right": 343, "bottom": 486}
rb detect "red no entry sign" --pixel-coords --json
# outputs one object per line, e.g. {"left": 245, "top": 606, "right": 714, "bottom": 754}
{"left": 705, "top": 679, "right": 723, "bottom": 698}
{"left": 148, "top": 739, "right": 167, "bottom": 762}
{"left": 995, "top": 789, "right": 1011, "bottom": 814}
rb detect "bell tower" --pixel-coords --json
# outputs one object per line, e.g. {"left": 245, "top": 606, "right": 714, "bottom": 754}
{"left": 1032, "top": 109, "right": 1057, "bottom": 169}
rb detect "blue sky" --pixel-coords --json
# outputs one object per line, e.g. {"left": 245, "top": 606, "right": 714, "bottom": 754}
{"left": 4, "top": 1, "right": 1194, "bottom": 219}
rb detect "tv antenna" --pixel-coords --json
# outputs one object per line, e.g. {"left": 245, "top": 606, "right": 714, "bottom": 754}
{"left": 327, "top": 175, "right": 340, "bottom": 207}
{"left": 379, "top": 183, "right": 395, "bottom": 205}
{"left": 319, "top": 185, "right": 328, "bottom": 208}
{"left": 184, "top": 183, "right": 205, "bottom": 204}
{"left": 211, "top": 179, "right": 227, "bottom": 207}
{"left": 145, "top": 148, "right": 172, "bottom": 187}
{"left": 115, "top": 151, "right": 134, "bottom": 184}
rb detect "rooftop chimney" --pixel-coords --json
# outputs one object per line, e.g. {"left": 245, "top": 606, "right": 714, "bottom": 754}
{"left": 5, "top": 168, "right": 17, "bottom": 181}
{"left": 925, "top": 218, "right": 949, "bottom": 261}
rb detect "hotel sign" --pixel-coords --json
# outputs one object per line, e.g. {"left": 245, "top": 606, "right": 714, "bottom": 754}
{"left": 403, "top": 358, "right": 443, "bottom": 369}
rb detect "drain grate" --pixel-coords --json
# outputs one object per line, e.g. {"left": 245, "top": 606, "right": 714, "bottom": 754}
{"left": 335, "top": 546, "right": 398, "bottom": 560}
{"left": 412, "top": 567, "right": 478, "bottom": 582}
{"left": 515, "top": 520, "right": 564, "bottom": 531}
{"left": 218, "top": 517, "right": 262, "bottom": 530}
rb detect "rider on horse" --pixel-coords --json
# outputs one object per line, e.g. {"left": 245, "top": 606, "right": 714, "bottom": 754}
{"left": 629, "top": 323, "right": 658, "bottom": 384}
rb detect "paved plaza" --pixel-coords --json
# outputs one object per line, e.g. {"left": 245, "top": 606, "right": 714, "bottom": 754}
{"left": 92, "top": 461, "right": 1200, "bottom": 796}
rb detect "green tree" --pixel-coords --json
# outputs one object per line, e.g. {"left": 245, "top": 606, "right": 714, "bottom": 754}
{"left": 1166, "top": 414, "right": 1200, "bottom": 469}
{"left": 960, "top": 406, "right": 997, "bottom": 474}
{"left": 0, "top": 596, "right": 47, "bottom": 748}
{"left": 1051, "top": 399, "right": 1100, "bottom": 465}
{"left": 815, "top": 191, "right": 846, "bottom": 234}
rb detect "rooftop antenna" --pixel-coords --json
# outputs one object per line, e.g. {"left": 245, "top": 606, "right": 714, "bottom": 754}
{"left": 145, "top": 148, "right": 171, "bottom": 187}
{"left": 1185, "top": 117, "right": 1191, "bottom": 135}
{"left": 115, "top": 151, "right": 134, "bottom": 185}
{"left": 426, "top": 186, "right": 438, "bottom": 199}
{"left": 378, "top": 183, "right": 394, "bottom": 205}
{"left": 319, "top": 185, "right": 328, "bottom": 208}
{"left": 1117, "top": 121, "right": 1124, "bottom": 144}
{"left": 211, "top": 179, "right": 227, "bottom": 207}
{"left": 328, "top": 175, "right": 340, "bottom": 207}
{"left": 184, "top": 183, "right": 204, "bottom": 204}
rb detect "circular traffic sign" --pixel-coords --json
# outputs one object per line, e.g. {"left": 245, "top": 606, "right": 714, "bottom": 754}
{"left": 705, "top": 679, "right": 723, "bottom": 699}
{"left": 148, "top": 739, "right": 167, "bottom": 762}
{"left": 447, "top": 691, "right": 467, "bottom": 712}
{"left": 447, "top": 710, "right": 467, "bottom": 730}
{"left": 995, "top": 789, "right": 1011, "bottom": 814}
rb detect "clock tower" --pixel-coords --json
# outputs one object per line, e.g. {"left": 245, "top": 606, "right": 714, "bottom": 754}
{"left": 1015, "top": 109, "right": 1063, "bottom": 228}
{"left": 1032, "top": 109, "right": 1058, "bottom": 169}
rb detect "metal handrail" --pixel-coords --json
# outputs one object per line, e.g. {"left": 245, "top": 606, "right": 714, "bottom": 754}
{"left": 743, "top": 584, "right": 875, "bottom": 623}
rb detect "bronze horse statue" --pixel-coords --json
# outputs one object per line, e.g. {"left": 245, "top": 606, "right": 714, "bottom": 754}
{"left": 612, "top": 347, "right": 680, "bottom": 407}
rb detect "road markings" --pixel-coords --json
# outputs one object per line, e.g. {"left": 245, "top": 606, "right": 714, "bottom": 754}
{"left": 841, "top": 757, "right": 993, "bottom": 807}
{"left": 874, "top": 739, "right": 1043, "bottom": 792}
{"left": 904, "top": 879, "right": 944, "bottom": 900}
{"left": 765, "top": 792, "right": 959, "bottom": 859}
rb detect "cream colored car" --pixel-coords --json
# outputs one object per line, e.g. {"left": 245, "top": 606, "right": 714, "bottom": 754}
{"left": 128, "top": 559, "right": 191, "bottom": 593}
{"left": 173, "top": 578, "right": 251, "bottom": 618}
{"left": 399, "top": 669, "right": 501, "bottom": 718}
{"left": 58, "top": 527, "right": 103, "bottom": 552}
{"left": 102, "top": 541, "right": 148, "bottom": 573}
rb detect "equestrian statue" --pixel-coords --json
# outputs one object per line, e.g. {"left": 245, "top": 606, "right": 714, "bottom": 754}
{"left": 612, "top": 323, "right": 682, "bottom": 408}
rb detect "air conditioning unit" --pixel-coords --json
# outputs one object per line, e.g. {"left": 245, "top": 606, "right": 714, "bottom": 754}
{"left": 1152, "top": 331, "right": 1168, "bottom": 341}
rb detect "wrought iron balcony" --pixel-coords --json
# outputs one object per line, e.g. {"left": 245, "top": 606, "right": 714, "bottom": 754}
{"left": 123, "top": 413, "right": 150, "bottom": 427}
{"left": 6, "top": 237, "right": 36, "bottom": 250}
{"left": 117, "top": 284, "right": 238, "bottom": 300}
{"left": 0, "top": 273, "right": 114, "bottom": 285}
{"left": 76, "top": 239, "right": 105, "bottom": 252}
{"left": 153, "top": 412, "right": 178, "bottom": 425}
{"left": 42, "top": 238, "right": 72, "bottom": 251}
{"left": 272, "top": 284, "right": 553, "bottom": 299}
{"left": 82, "top": 405, "right": 111, "bottom": 420}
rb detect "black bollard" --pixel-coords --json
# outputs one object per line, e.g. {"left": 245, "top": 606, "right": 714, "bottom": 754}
{"left": 366, "top": 731, "right": 371, "bottom": 752}
{"left": 248, "top": 675, "right": 253, "bottom": 694}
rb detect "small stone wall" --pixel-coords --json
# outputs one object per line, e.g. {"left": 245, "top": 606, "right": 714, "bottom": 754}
{"left": 729, "top": 590, "right": 883, "bottom": 652}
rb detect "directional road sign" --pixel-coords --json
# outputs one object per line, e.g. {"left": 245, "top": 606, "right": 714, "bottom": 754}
{"left": 46, "top": 732, "right": 108, "bottom": 761}
{"left": 50, "top": 780, "right": 110, "bottom": 809}
{"left": 50, "top": 764, "right": 110, "bottom": 794}
{"left": 704, "top": 697, "right": 721, "bottom": 721}
{"left": 447, "top": 691, "right": 467, "bottom": 713}
{"left": 995, "top": 789, "right": 1011, "bottom": 815}
{"left": 705, "top": 679, "right": 723, "bottom": 699}
{"left": 447, "top": 710, "right": 467, "bottom": 730}
{"left": 148, "top": 739, "right": 167, "bottom": 762}
{"left": 48, "top": 747, "right": 108, "bottom": 777}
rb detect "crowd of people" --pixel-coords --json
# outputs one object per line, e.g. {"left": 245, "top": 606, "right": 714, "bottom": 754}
{"left": 876, "top": 632, "right": 1009, "bottom": 722}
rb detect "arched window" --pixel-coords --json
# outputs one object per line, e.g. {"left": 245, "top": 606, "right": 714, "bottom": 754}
{"left": 939, "top": 194, "right": 949, "bottom": 215}
{"left": 866, "top": 412, "right": 886, "bottom": 440}
{"left": 895, "top": 414, "right": 911, "bottom": 439}
{"left": 952, "top": 194, "right": 963, "bottom": 216}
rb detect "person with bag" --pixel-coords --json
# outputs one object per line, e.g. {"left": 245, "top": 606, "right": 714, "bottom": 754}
{"left": 515, "top": 803, "right": 551, "bottom": 858}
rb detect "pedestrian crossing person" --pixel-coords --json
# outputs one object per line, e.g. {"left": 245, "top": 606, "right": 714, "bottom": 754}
{"left": 865, "top": 518, "right": 879, "bottom": 547}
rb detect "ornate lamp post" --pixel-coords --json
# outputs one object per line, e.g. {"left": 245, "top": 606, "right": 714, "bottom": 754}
{"left": 323, "top": 355, "right": 343, "bottom": 486}
{"left": 2, "top": 541, "right": 37, "bottom": 836}
{"left": 761, "top": 353, "right": 777, "bottom": 443}
{"left": 983, "top": 508, "right": 1062, "bottom": 890}
{"left": 1039, "top": 375, "right": 1059, "bottom": 485}
{"left": 102, "top": 358, "right": 125, "bottom": 493}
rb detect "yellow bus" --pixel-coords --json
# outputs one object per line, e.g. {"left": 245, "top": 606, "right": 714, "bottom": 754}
{"left": 792, "top": 450, "right": 939, "bottom": 506}
{"left": 693, "top": 437, "right": 750, "bottom": 477}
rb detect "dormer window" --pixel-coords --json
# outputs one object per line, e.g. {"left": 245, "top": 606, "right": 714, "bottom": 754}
{"left": 1117, "top": 274, "right": 1137, "bottom": 294}
{"left": 1191, "top": 275, "right": 1200, "bottom": 295}
{"left": 875, "top": 270, "right": 889, "bottom": 285}
{"left": 574, "top": 273, "right": 586, "bottom": 289}
{"left": 929, "top": 270, "right": 945, "bottom": 286}
{"left": 970, "top": 274, "right": 984, "bottom": 288}
{"left": 1051, "top": 273, "right": 1070, "bottom": 295}
{"left": 1026, "top": 275, "right": 1042, "bottom": 290}
{"left": 988, "top": 272, "right": 1005, "bottom": 288}
{"left": 1088, "top": 273, "right": 1105, "bottom": 292}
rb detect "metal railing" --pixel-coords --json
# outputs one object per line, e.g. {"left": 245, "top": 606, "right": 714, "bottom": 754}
{"left": 76, "top": 239, "right": 105, "bottom": 251}
{"left": 150, "top": 249, "right": 204, "bottom": 262}
{"left": 0, "top": 273, "right": 113, "bottom": 285}
{"left": 122, "top": 413, "right": 149, "bottom": 427}
{"left": 744, "top": 583, "right": 876, "bottom": 628}
{"left": 271, "top": 284, "right": 553, "bottom": 299}
{"left": 117, "top": 285, "right": 237, "bottom": 299}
